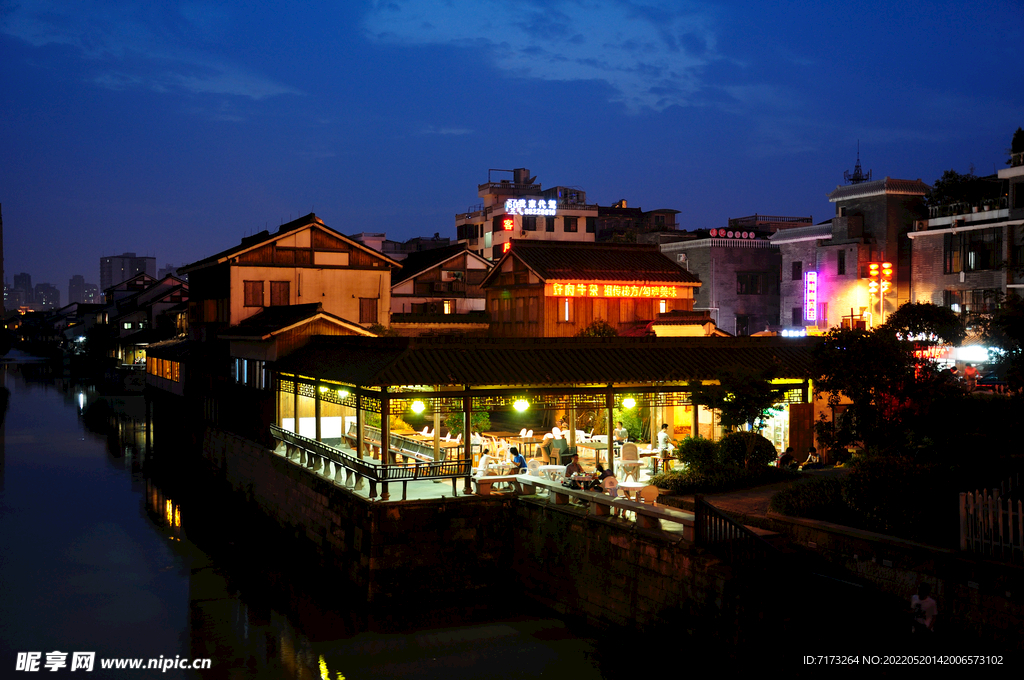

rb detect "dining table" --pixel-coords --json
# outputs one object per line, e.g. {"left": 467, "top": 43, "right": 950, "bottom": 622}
{"left": 616, "top": 480, "right": 648, "bottom": 500}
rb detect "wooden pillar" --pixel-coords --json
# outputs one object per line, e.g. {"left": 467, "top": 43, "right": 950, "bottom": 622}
{"left": 568, "top": 405, "right": 576, "bottom": 450}
{"left": 606, "top": 387, "right": 614, "bottom": 471}
{"left": 380, "top": 388, "right": 390, "bottom": 501}
{"left": 355, "top": 393, "right": 364, "bottom": 458}
{"left": 433, "top": 386, "right": 441, "bottom": 462}
{"left": 292, "top": 378, "right": 299, "bottom": 434}
{"left": 463, "top": 389, "right": 472, "bottom": 495}
{"left": 692, "top": 400, "right": 699, "bottom": 440}
{"left": 314, "top": 379, "right": 322, "bottom": 442}
{"left": 353, "top": 391, "right": 364, "bottom": 491}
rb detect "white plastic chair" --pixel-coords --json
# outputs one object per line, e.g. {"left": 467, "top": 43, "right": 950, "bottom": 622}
{"left": 421, "top": 426, "right": 431, "bottom": 437}
{"left": 519, "top": 428, "right": 528, "bottom": 437}
{"left": 618, "top": 442, "right": 642, "bottom": 482}
{"left": 526, "top": 429, "right": 533, "bottom": 438}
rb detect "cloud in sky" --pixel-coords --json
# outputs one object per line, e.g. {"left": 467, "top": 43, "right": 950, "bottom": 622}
{"left": 364, "top": 0, "right": 720, "bottom": 111}
{"left": 0, "top": 0, "right": 300, "bottom": 100}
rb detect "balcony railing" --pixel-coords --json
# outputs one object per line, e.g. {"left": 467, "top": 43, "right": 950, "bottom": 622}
{"left": 270, "top": 425, "right": 472, "bottom": 501}
{"left": 928, "top": 196, "right": 1008, "bottom": 219}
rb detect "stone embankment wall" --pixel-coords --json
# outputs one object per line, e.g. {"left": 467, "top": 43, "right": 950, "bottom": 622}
{"left": 510, "top": 499, "right": 783, "bottom": 638}
{"left": 757, "top": 512, "right": 1023, "bottom": 650}
{"left": 200, "top": 426, "right": 783, "bottom": 639}
{"left": 201, "top": 427, "right": 514, "bottom": 603}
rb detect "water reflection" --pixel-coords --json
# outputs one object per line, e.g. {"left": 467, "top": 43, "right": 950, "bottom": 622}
{"left": 0, "top": 357, "right": 621, "bottom": 679}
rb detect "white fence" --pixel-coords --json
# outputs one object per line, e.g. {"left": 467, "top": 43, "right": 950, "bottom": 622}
{"left": 959, "top": 488, "right": 1024, "bottom": 563}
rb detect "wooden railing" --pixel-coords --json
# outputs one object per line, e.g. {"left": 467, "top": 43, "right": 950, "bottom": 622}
{"left": 270, "top": 425, "right": 472, "bottom": 501}
{"left": 960, "top": 480, "right": 1024, "bottom": 563}
{"left": 694, "top": 494, "right": 779, "bottom": 566}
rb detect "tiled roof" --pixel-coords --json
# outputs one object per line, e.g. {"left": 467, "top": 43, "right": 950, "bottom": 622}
{"left": 392, "top": 243, "right": 488, "bottom": 285}
{"left": 180, "top": 213, "right": 400, "bottom": 273}
{"left": 484, "top": 240, "right": 700, "bottom": 285}
{"left": 145, "top": 337, "right": 192, "bottom": 360}
{"left": 275, "top": 335, "right": 816, "bottom": 387}
{"left": 219, "top": 303, "right": 371, "bottom": 340}
{"left": 828, "top": 177, "right": 929, "bottom": 202}
{"left": 769, "top": 223, "right": 834, "bottom": 244}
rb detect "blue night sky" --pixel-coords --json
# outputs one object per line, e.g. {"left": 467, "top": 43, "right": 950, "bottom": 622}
{"left": 1, "top": 1, "right": 1022, "bottom": 289}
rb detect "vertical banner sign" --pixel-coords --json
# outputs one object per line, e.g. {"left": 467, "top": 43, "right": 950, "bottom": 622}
{"left": 803, "top": 271, "right": 817, "bottom": 322}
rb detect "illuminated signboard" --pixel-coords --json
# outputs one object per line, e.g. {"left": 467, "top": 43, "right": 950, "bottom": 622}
{"left": 502, "top": 217, "right": 514, "bottom": 231}
{"left": 913, "top": 346, "right": 951, "bottom": 360}
{"left": 505, "top": 198, "right": 557, "bottom": 216}
{"left": 545, "top": 282, "right": 679, "bottom": 298}
{"left": 803, "top": 271, "right": 817, "bottom": 321}
{"left": 502, "top": 242, "right": 511, "bottom": 253}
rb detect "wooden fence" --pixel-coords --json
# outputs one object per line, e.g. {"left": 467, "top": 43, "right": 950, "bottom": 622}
{"left": 959, "top": 487, "right": 1024, "bottom": 563}
{"left": 694, "top": 494, "right": 779, "bottom": 567}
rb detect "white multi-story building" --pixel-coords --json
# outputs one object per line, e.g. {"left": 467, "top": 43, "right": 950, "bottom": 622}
{"left": 455, "top": 168, "right": 597, "bottom": 260}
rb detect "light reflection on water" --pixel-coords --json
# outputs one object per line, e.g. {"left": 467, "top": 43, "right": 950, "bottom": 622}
{"left": 0, "top": 359, "right": 619, "bottom": 679}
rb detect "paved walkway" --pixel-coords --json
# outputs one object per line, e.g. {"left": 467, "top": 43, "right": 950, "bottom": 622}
{"left": 667, "top": 467, "right": 848, "bottom": 523}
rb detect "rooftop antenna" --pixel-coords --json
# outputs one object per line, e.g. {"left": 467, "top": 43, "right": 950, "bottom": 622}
{"left": 844, "top": 141, "right": 872, "bottom": 184}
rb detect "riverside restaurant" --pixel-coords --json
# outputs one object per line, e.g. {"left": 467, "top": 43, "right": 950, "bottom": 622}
{"left": 270, "top": 335, "right": 816, "bottom": 501}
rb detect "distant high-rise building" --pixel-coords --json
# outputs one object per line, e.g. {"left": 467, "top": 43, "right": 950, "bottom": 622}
{"left": 34, "top": 283, "right": 60, "bottom": 310}
{"left": 83, "top": 283, "right": 100, "bottom": 304}
{"left": 157, "top": 263, "right": 180, "bottom": 280}
{"left": 100, "top": 252, "right": 156, "bottom": 292}
{"left": 13, "top": 273, "right": 32, "bottom": 303}
{"left": 68, "top": 274, "right": 87, "bottom": 305}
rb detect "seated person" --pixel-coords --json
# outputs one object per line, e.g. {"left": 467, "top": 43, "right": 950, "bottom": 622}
{"left": 563, "top": 453, "right": 585, "bottom": 489}
{"left": 509, "top": 446, "right": 527, "bottom": 473}
{"left": 614, "top": 421, "right": 628, "bottom": 445}
{"left": 800, "top": 447, "right": 823, "bottom": 470}
{"left": 595, "top": 463, "right": 616, "bottom": 493}
{"left": 475, "top": 448, "right": 495, "bottom": 477}
{"left": 777, "top": 446, "right": 797, "bottom": 469}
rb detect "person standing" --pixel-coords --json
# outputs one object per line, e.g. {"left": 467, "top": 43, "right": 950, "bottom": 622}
{"left": 911, "top": 583, "right": 938, "bottom": 635}
{"left": 963, "top": 363, "right": 979, "bottom": 392}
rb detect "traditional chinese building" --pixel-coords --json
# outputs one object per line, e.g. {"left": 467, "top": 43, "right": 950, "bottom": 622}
{"left": 389, "top": 243, "right": 492, "bottom": 336}
{"left": 480, "top": 240, "right": 702, "bottom": 337}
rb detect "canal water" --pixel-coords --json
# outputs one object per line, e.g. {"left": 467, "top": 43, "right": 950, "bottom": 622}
{"left": 0, "top": 355, "right": 628, "bottom": 679}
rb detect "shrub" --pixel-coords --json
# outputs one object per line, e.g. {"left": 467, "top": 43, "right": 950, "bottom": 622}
{"left": 674, "top": 436, "right": 719, "bottom": 473}
{"left": 841, "top": 456, "right": 954, "bottom": 542}
{"left": 768, "top": 477, "right": 850, "bottom": 522}
{"left": 718, "top": 431, "right": 777, "bottom": 469}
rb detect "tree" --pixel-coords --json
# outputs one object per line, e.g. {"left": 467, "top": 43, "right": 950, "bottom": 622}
{"left": 575, "top": 319, "right": 618, "bottom": 337}
{"left": 983, "top": 294, "right": 1024, "bottom": 390}
{"left": 444, "top": 410, "right": 491, "bottom": 437}
{"left": 367, "top": 323, "right": 400, "bottom": 337}
{"left": 1008, "top": 127, "right": 1024, "bottom": 165}
{"left": 926, "top": 169, "right": 998, "bottom": 208}
{"left": 813, "top": 326, "right": 959, "bottom": 456}
{"left": 878, "top": 302, "right": 966, "bottom": 347}
{"left": 688, "top": 365, "right": 788, "bottom": 468}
